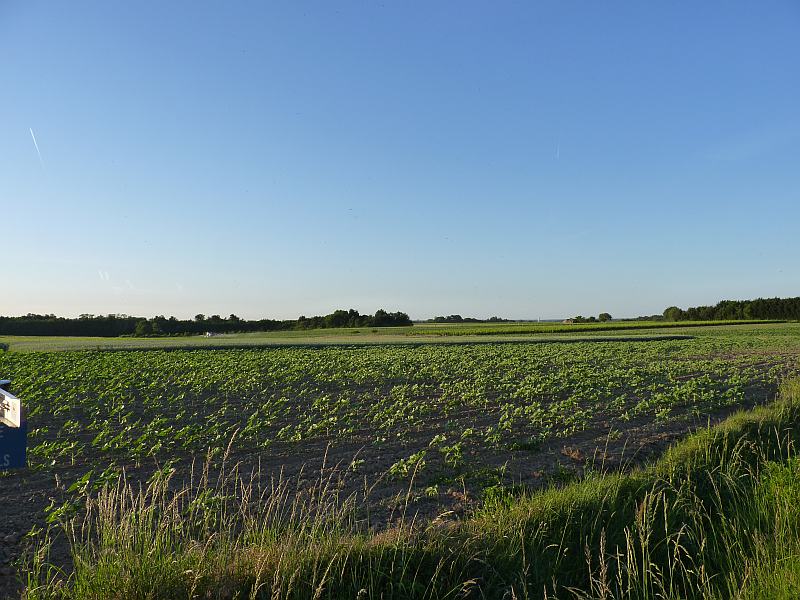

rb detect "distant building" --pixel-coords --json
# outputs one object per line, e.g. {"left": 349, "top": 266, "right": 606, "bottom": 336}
{"left": 562, "top": 319, "right": 575, "bottom": 324}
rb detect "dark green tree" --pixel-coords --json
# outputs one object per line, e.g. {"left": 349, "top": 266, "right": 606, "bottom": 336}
{"left": 134, "top": 320, "right": 152, "bottom": 337}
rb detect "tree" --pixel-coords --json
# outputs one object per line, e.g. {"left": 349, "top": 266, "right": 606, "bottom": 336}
{"left": 663, "top": 306, "right": 683, "bottom": 321}
{"left": 325, "top": 309, "right": 351, "bottom": 328}
{"left": 134, "top": 320, "right": 152, "bottom": 337}
{"left": 194, "top": 314, "right": 206, "bottom": 322}
{"left": 598, "top": 313, "right": 612, "bottom": 322}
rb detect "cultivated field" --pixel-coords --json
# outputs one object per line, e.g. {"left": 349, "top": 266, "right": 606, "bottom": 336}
{"left": 0, "top": 319, "right": 780, "bottom": 352}
{"left": 2, "top": 323, "right": 800, "bottom": 598}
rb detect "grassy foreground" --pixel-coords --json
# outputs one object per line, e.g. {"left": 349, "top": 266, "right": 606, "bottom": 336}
{"left": 24, "top": 379, "right": 800, "bottom": 599}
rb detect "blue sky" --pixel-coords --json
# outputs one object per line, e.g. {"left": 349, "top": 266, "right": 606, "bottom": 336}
{"left": 2, "top": 2, "right": 798, "bottom": 320}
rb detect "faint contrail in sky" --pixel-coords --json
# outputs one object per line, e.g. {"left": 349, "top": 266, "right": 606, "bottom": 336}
{"left": 29, "top": 127, "right": 44, "bottom": 166}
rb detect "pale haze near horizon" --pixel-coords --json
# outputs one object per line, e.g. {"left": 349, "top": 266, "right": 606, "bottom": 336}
{"left": 2, "top": 2, "right": 799, "bottom": 321}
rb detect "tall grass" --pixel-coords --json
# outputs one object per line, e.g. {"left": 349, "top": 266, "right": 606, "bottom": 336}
{"left": 23, "top": 379, "right": 800, "bottom": 599}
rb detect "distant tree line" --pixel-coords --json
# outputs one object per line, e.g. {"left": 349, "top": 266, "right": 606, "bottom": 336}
{"left": 427, "top": 315, "right": 509, "bottom": 324}
{"left": 662, "top": 297, "right": 800, "bottom": 321}
{"left": 566, "top": 313, "right": 613, "bottom": 323}
{"left": 294, "top": 309, "right": 412, "bottom": 330}
{"left": 0, "top": 309, "right": 412, "bottom": 337}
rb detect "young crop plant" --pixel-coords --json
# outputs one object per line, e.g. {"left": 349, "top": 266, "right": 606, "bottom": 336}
{"left": 388, "top": 450, "right": 427, "bottom": 480}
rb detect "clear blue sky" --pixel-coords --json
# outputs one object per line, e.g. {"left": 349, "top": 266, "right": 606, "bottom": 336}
{"left": 2, "top": 2, "right": 798, "bottom": 320}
